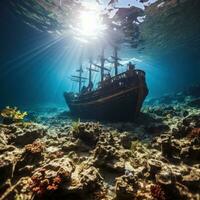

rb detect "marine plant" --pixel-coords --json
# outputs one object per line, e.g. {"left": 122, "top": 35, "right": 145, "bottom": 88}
{"left": 0, "top": 106, "right": 27, "bottom": 124}
{"left": 70, "top": 118, "right": 81, "bottom": 133}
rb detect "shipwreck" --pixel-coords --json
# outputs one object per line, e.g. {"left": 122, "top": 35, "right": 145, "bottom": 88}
{"left": 64, "top": 46, "right": 148, "bottom": 121}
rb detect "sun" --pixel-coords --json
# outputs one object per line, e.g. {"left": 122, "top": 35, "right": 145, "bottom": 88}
{"left": 72, "top": 2, "right": 107, "bottom": 42}
{"left": 79, "top": 11, "right": 103, "bottom": 37}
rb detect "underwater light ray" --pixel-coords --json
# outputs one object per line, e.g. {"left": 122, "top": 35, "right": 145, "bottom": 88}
{"left": 49, "top": 40, "right": 87, "bottom": 93}
{"left": 18, "top": 42, "right": 72, "bottom": 104}
{"left": 2, "top": 37, "right": 62, "bottom": 76}
{"left": 3, "top": 35, "right": 62, "bottom": 67}
{"left": 18, "top": 38, "right": 66, "bottom": 78}
{"left": 2, "top": 36, "right": 64, "bottom": 77}
{"left": 48, "top": 44, "right": 77, "bottom": 100}
{"left": 7, "top": 41, "right": 68, "bottom": 99}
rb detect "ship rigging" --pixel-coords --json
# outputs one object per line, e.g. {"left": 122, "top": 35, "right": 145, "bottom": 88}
{"left": 64, "top": 45, "right": 148, "bottom": 121}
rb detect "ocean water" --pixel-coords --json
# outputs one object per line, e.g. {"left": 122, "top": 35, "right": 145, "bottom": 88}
{"left": 0, "top": 0, "right": 200, "bottom": 110}
{"left": 0, "top": 1, "right": 200, "bottom": 199}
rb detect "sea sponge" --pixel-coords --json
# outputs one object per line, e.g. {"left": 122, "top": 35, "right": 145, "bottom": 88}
{"left": 0, "top": 106, "right": 27, "bottom": 124}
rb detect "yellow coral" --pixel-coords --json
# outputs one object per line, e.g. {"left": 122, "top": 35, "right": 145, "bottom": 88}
{"left": 0, "top": 106, "right": 27, "bottom": 124}
{"left": 70, "top": 118, "right": 81, "bottom": 132}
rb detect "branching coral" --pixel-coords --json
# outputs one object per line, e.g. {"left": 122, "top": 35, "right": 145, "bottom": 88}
{"left": 0, "top": 106, "right": 27, "bottom": 124}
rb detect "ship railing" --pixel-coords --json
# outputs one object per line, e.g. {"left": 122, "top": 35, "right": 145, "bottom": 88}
{"left": 74, "top": 69, "right": 146, "bottom": 101}
{"left": 109, "top": 69, "right": 145, "bottom": 83}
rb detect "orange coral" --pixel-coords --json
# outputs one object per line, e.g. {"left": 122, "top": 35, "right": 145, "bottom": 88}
{"left": 25, "top": 141, "right": 44, "bottom": 154}
{"left": 47, "top": 151, "right": 64, "bottom": 159}
{"left": 30, "top": 168, "right": 64, "bottom": 197}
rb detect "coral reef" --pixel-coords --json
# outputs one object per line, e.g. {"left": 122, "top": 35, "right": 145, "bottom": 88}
{"left": 115, "top": 174, "right": 138, "bottom": 200}
{"left": 30, "top": 158, "right": 73, "bottom": 198}
{"left": 0, "top": 86, "right": 200, "bottom": 199}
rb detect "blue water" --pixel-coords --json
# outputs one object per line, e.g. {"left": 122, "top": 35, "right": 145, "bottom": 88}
{"left": 0, "top": 0, "right": 200, "bottom": 109}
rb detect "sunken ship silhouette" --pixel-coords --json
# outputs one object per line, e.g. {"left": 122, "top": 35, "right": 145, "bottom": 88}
{"left": 64, "top": 47, "right": 148, "bottom": 121}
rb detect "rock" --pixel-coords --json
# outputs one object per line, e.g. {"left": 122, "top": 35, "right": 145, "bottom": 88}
{"left": 156, "top": 169, "right": 174, "bottom": 186}
{"left": 180, "top": 145, "right": 200, "bottom": 163}
{"left": 115, "top": 174, "right": 138, "bottom": 200}
{"left": 182, "top": 110, "right": 189, "bottom": 117}
{"left": 147, "top": 159, "right": 162, "bottom": 178}
{"left": 30, "top": 159, "right": 105, "bottom": 199}
{"left": 159, "top": 134, "right": 173, "bottom": 158}
{"left": 62, "top": 140, "right": 78, "bottom": 152}
{"left": 146, "top": 123, "right": 169, "bottom": 134}
{"left": 62, "top": 138, "right": 91, "bottom": 152}
{"left": 119, "top": 133, "right": 133, "bottom": 149}
{"left": 182, "top": 169, "right": 200, "bottom": 192}
{"left": 30, "top": 158, "right": 74, "bottom": 197}
{"left": 72, "top": 122, "right": 102, "bottom": 148}
{"left": 87, "top": 129, "right": 132, "bottom": 173}
{"left": 68, "top": 164, "right": 103, "bottom": 194}
{"left": 1, "top": 109, "right": 200, "bottom": 200}
{"left": 155, "top": 169, "right": 183, "bottom": 199}
{"left": 8, "top": 123, "right": 46, "bottom": 146}
{"left": 182, "top": 114, "right": 200, "bottom": 129}
{"left": 0, "top": 144, "right": 16, "bottom": 154}
{"left": 14, "top": 141, "right": 44, "bottom": 176}
{"left": 187, "top": 98, "right": 200, "bottom": 108}
{"left": 0, "top": 159, "right": 13, "bottom": 186}
{"left": 0, "top": 130, "right": 8, "bottom": 145}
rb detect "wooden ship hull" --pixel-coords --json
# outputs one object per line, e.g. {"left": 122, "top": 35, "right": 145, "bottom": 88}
{"left": 64, "top": 70, "right": 148, "bottom": 121}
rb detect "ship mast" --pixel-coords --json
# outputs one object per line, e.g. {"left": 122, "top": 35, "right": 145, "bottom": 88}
{"left": 92, "top": 47, "right": 110, "bottom": 82}
{"left": 111, "top": 46, "right": 122, "bottom": 76}
{"left": 71, "top": 62, "right": 87, "bottom": 93}
{"left": 113, "top": 46, "right": 119, "bottom": 75}
{"left": 87, "top": 58, "right": 99, "bottom": 84}
{"left": 104, "top": 45, "right": 122, "bottom": 76}
{"left": 100, "top": 48, "right": 105, "bottom": 82}
{"left": 78, "top": 63, "right": 83, "bottom": 93}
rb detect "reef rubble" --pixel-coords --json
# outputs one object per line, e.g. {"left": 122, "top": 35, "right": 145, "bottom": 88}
{"left": 0, "top": 86, "right": 200, "bottom": 200}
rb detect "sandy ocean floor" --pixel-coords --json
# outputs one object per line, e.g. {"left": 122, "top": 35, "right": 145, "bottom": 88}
{"left": 0, "top": 85, "right": 200, "bottom": 200}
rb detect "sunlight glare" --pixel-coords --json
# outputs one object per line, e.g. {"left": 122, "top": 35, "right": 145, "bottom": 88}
{"left": 73, "top": 3, "right": 107, "bottom": 42}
